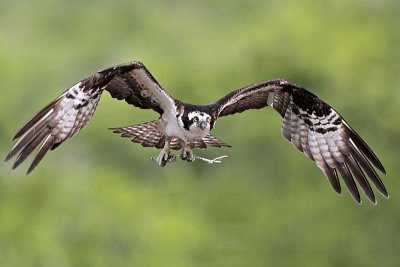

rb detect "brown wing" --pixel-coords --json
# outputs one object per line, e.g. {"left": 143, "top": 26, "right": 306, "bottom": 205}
{"left": 103, "top": 62, "right": 177, "bottom": 115}
{"left": 212, "top": 79, "right": 387, "bottom": 204}
{"left": 213, "top": 79, "right": 283, "bottom": 117}
{"left": 5, "top": 61, "right": 177, "bottom": 173}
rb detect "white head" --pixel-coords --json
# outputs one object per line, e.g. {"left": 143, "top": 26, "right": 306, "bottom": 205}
{"left": 187, "top": 111, "right": 212, "bottom": 132}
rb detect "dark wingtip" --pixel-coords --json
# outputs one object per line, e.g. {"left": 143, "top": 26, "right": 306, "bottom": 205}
{"left": 365, "top": 193, "right": 377, "bottom": 205}
{"left": 11, "top": 160, "right": 21, "bottom": 170}
{"left": 367, "top": 195, "right": 377, "bottom": 205}
{"left": 333, "top": 187, "right": 342, "bottom": 195}
{"left": 375, "top": 182, "right": 389, "bottom": 199}
{"left": 352, "top": 191, "right": 362, "bottom": 205}
{"left": 26, "top": 164, "right": 36, "bottom": 175}
{"left": 347, "top": 129, "right": 386, "bottom": 174}
{"left": 375, "top": 162, "right": 386, "bottom": 175}
{"left": 4, "top": 152, "right": 13, "bottom": 162}
{"left": 322, "top": 168, "right": 342, "bottom": 195}
{"left": 12, "top": 129, "right": 26, "bottom": 141}
{"left": 381, "top": 189, "right": 389, "bottom": 199}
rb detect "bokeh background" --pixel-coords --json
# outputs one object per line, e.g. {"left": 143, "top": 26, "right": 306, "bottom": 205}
{"left": 1, "top": 0, "right": 399, "bottom": 266}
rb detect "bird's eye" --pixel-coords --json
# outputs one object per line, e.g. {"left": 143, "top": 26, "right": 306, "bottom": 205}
{"left": 193, "top": 117, "right": 198, "bottom": 122}
{"left": 206, "top": 117, "right": 211, "bottom": 123}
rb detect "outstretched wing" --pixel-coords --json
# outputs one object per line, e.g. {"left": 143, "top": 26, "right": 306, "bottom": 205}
{"left": 5, "top": 61, "right": 177, "bottom": 174}
{"left": 212, "top": 79, "right": 387, "bottom": 204}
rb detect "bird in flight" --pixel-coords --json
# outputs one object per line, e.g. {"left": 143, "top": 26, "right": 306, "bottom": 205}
{"left": 5, "top": 61, "right": 387, "bottom": 204}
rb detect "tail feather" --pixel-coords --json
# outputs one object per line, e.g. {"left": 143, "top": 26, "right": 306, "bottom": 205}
{"left": 202, "top": 134, "right": 232, "bottom": 148}
{"left": 110, "top": 121, "right": 166, "bottom": 149}
{"left": 111, "top": 121, "right": 231, "bottom": 150}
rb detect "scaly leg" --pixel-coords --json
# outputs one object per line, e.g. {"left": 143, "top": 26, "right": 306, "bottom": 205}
{"left": 151, "top": 138, "right": 176, "bottom": 167}
{"left": 180, "top": 147, "right": 195, "bottom": 162}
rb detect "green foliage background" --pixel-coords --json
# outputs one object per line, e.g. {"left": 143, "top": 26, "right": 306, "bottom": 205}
{"left": 1, "top": 0, "right": 399, "bottom": 266}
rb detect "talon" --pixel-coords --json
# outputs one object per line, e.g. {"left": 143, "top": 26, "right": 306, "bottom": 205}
{"left": 161, "top": 157, "right": 167, "bottom": 167}
{"left": 180, "top": 153, "right": 187, "bottom": 161}
{"left": 168, "top": 154, "right": 176, "bottom": 162}
{"left": 180, "top": 149, "right": 195, "bottom": 162}
{"left": 151, "top": 148, "right": 175, "bottom": 167}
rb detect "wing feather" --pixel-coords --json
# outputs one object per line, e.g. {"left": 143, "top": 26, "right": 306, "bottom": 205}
{"left": 321, "top": 167, "right": 341, "bottom": 194}
{"left": 290, "top": 110, "right": 302, "bottom": 151}
{"left": 6, "top": 61, "right": 176, "bottom": 173}
{"left": 212, "top": 79, "right": 387, "bottom": 203}
{"left": 12, "top": 129, "right": 52, "bottom": 170}
{"left": 27, "top": 135, "right": 55, "bottom": 174}
{"left": 281, "top": 106, "right": 292, "bottom": 141}
{"left": 347, "top": 154, "right": 376, "bottom": 204}
{"left": 346, "top": 123, "right": 386, "bottom": 173}
{"left": 349, "top": 140, "right": 388, "bottom": 198}
{"left": 12, "top": 98, "right": 58, "bottom": 140}
{"left": 337, "top": 164, "right": 361, "bottom": 204}
{"left": 299, "top": 119, "right": 313, "bottom": 160}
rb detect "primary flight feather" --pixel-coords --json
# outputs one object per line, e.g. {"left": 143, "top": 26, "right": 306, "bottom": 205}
{"left": 5, "top": 61, "right": 388, "bottom": 204}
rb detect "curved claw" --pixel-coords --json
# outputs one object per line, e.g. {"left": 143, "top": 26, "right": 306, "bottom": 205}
{"left": 180, "top": 152, "right": 195, "bottom": 162}
{"left": 151, "top": 153, "right": 176, "bottom": 167}
{"left": 167, "top": 154, "right": 177, "bottom": 162}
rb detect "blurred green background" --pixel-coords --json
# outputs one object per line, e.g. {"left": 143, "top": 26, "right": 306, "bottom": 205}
{"left": 1, "top": 0, "right": 399, "bottom": 266}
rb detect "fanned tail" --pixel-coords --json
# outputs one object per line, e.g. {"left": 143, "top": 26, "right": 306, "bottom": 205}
{"left": 111, "top": 122, "right": 231, "bottom": 151}
{"left": 110, "top": 121, "right": 166, "bottom": 149}
{"left": 202, "top": 134, "right": 232, "bottom": 148}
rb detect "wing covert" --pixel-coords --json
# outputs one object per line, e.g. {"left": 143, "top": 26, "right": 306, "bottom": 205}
{"left": 213, "top": 79, "right": 387, "bottom": 204}
{"left": 5, "top": 61, "right": 175, "bottom": 173}
{"left": 103, "top": 61, "right": 176, "bottom": 115}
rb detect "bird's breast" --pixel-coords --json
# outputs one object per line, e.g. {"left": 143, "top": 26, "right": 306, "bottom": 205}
{"left": 164, "top": 117, "right": 209, "bottom": 142}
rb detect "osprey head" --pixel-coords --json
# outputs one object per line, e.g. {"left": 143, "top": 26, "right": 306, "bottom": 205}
{"left": 187, "top": 111, "right": 212, "bottom": 131}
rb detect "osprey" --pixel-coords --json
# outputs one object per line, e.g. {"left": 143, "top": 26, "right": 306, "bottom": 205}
{"left": 5, "top": 61, "right": 387, "bottom": 204}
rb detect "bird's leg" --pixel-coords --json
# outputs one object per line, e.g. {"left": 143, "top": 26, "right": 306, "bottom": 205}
{"left": 180, "top": 147, "right": 195, "bottom": 162}
{"left": 151, "top": 138, "right": 176, "bottom": 167}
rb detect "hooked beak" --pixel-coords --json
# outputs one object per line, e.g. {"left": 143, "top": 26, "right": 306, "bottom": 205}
{"left": 198, "top": 120, "right": 207, "bottom": 130}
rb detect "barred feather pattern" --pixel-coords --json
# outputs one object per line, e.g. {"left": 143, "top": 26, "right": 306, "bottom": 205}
{"left": 5, "top": 61, "right": 177, "bottom": 173}
{"left": 111, "top": 121, "right": 231, "bottom": 150}
{"left": 5, "top": 82, "right": 103, "bottom": 174}
{"left": 213, "top": 79, "right": 387, "bottom": 204}
{"left": 111, "top": 121, "right": 166, "bottom": 149}
{"left": 274, "top": 89, "right": 387, "bottom": 204}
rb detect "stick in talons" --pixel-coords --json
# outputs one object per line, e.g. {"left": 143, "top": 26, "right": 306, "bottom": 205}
{"left": 193, "top": 155, "right": 228, "bottom": 164}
